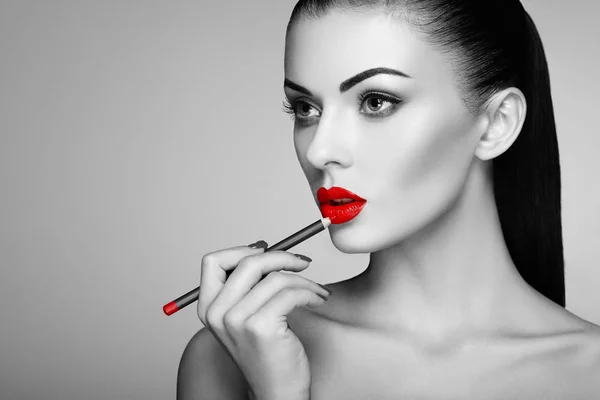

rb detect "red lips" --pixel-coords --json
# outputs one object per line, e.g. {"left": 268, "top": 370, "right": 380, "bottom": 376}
{"left": 317, "top": 186, "right": 367, "bottom": 224}
{"left": 317, "top": 186, "right": 367, "bottom": 203}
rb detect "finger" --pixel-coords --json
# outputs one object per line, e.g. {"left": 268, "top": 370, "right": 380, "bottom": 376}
{"left": 211, "top": 251, "right": 312, "bottom": 317}
{"left": 223, "top": 272, "right": 330, "bottom": 333}
{"left": 246, "top": 288, "right": 327, "bottom": 339}
{"left": 198, "top": 242, "right": 268, "bottom": 324}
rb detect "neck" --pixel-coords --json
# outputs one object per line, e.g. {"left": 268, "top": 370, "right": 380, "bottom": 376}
{"left": 347, "top": 160, "right": 535, "bottom": 347}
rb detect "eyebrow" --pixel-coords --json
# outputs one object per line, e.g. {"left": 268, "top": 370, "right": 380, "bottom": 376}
{"left": 283, "top": 67, "right": 411, "bottom": 96}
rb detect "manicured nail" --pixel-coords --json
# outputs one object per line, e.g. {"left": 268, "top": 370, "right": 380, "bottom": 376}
{"left": 317, "top": 283, "right": 332, "bottom": 294}
{"left": 316, "top": 292, "right": 329, "bottom": 301}
{"left": 294, "top": 253, "right": 312, "bottom": 262}
{"left": 248, "top": 240, "right": 268, "bottom": 249}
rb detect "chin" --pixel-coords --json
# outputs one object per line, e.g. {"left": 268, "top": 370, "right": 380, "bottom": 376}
{"left": 330, "top": 236, "right": 373, "bottom": 254}
{"left": 327, "top": 217, "right": 404, "bottom": 254}
{"left": 327, "top": 207, "right": 435, "bottom": 254}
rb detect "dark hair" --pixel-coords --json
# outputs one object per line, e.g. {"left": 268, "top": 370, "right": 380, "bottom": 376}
{"left": 287, "top": 0, "right": 565, "bottom": 307}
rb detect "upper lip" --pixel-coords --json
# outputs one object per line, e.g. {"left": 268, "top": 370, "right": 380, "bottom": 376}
{"left": 317, "top": 186, "right": 367, "bottom": 204}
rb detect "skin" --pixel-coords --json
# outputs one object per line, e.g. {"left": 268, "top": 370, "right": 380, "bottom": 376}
{"left": 178, "top": 8, "right": 600, "bottom": 400}
{"left": 282, "top": 8, "right": 600, "bottom": 399}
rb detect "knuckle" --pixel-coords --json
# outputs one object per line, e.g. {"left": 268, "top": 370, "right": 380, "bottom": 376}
{"left": 244, "top": 316, "right": 268, "bottom": 336}
{"left": 204, "top": 306, "right": 222, "bottom": 329}
{"left": 200, "top": 254, "right": 218, "bottom": 276}
{"left": 236, "top": 255, "right": 255, "bottom": 270}
{"left": 197, "top": 293, "right": 212, "bottom": 324}
{"left": 201, "top": 253, "right": 216, "bottom": 266}
{"left": 263, "top": 270, "right": 285, "bottom": 285}
{"left": 197, "top": 305, "right": 206, "bottom": 324}
{"left": 223, "top": 311, "right": 243, "bottom": 331}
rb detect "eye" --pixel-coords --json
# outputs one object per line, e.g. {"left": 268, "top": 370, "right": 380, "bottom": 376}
{"left": 358, "top": 92, "right": 402, "bottom": 118}
{"left": 281, "top": 98, "right": 321, "bottom": 123}
{"left": 365, "top": 97, "right": 385, "bottom": 112}
{"left": 296, "top": 101, "right": 320, "bottom": 118}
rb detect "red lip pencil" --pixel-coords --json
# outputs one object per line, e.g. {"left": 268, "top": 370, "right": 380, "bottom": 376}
{"left": 163, "top": 216, "right": 334, "bottom": 316}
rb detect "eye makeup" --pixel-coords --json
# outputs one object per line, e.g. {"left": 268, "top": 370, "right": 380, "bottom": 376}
{"left": 356, "top": 91, "right": 402, "bottom": 118}
{"left": 281, "top": 98, "right": 318, "bottom": 127}
{"left": 281, "top": 89, "right": 403, "bottom": 124}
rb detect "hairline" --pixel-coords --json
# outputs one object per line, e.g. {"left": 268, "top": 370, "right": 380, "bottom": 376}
{"left": 285, "top": 3, "right": 484, "bottom": 116}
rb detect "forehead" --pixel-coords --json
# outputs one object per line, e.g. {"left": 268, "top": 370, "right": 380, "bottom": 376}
{"left": 284, "top": 10, "right": 452, "bottom": 92}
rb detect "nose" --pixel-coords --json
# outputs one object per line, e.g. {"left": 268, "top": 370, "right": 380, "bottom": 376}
{"left": 305, "top": 111, "right": 353, "bottom": 171}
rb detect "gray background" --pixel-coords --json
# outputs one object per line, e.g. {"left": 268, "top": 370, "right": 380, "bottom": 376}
{"left": 0, "top": 1, "right": 598, "bottom": 399}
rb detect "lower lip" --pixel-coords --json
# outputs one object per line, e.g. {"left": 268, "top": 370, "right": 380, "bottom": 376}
{"left": 320, "top": 201, "right": 367, "bottom": 224}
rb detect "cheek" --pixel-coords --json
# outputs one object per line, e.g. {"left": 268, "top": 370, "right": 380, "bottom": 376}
{"left": 373, "top": 109, "right": 474, "bottom": 187}
{"left": 405, "top": 117, "right": 474, "bottom": 192}
{"left": 366, "top": 108, "right": 477, "bottom": 231}
{"left": 294, "top": 129, "right": 318, "bottom": 181}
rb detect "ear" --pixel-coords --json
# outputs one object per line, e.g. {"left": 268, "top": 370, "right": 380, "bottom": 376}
{"left": 475, "top": 87, "right": 527, "bottom": 161}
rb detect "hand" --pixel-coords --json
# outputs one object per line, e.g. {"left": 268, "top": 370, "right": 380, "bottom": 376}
{"left": 197, "top": 240, "right": 331, "bottom": 400}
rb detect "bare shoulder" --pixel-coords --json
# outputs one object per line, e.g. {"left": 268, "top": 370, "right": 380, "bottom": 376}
{"left": 553, "top": 307, "right": 600, "bottom": 361}
{"left": 563, "top": 321, "right": 600, "bottom": 396}
{"left": 572, "top": 319, "right": 600, "bottom": 371}
{"left": 177, "top": 327, "right": 248, "bottom": 400}
{"left": 533, "top": 310, "right": 600, "bottom": 396}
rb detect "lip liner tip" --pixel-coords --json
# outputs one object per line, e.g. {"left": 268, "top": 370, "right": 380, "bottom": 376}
{"left": 322, "top": 216, "right": 334, "bottom": 227}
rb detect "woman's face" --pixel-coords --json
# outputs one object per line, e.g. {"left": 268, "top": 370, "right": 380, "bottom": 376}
{"left": 284, "top": 10, "right": 488, "bottom": 253}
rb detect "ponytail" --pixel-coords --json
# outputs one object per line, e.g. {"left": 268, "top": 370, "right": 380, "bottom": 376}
{"left": 493, "top": 7, "right": 566, "bottom": 307}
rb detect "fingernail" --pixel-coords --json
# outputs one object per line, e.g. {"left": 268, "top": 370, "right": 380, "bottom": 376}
{"left": 316, "top": 292, "right": 329, "bottom": 301}
{"left": 317, "top": 283, "right": 332, "bottom": 294}
{"left": 248, "top": 240, "right": 268, "bottom": 249}
{"left": 294, "top": 253, "right": 312, "bottom": 262}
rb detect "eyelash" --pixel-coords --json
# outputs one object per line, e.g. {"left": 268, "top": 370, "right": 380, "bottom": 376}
{"left": 281, "top": 99, "right": 298, "bottom": 119}
{"left": 281, "top": 91, "right": 402, "bottom": 122}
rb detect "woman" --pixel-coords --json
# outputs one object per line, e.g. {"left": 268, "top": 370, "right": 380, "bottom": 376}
{"left": 178, "top": 1, "right": 600, "bottom": 399}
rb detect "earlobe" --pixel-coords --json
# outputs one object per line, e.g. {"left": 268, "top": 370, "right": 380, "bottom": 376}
{"left": 475, "top": 88, "right": 527, "bottom": 161}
